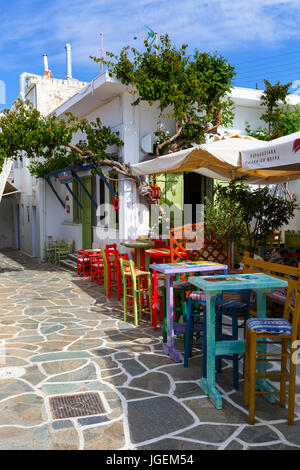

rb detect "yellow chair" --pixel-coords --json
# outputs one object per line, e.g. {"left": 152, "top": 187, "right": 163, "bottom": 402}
{"left": 120, "top": 259, "right": 152, "bottom": 326}
{"left": 244, "top": 280, "right": 300, "bottom": 425}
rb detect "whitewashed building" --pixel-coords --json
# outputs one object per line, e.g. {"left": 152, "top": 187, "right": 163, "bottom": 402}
{"left": 1, "top": 61, "right": 300, "bottom": 259}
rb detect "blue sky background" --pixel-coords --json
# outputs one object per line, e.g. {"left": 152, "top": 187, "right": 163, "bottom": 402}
{"left": 1, "top": 0, "right": 300, "bottom": 109}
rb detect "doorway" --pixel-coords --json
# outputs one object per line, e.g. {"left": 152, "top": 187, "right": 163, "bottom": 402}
{"left": 184, "top": 173, "right": 213, "bottom": 224}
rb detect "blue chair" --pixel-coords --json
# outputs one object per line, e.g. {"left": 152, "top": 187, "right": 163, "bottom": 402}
{"left": 215, "top": 290, "right": 251, "bottom": 389}
{"left": 184, "top": 289, "right": 251, "bottom": 389}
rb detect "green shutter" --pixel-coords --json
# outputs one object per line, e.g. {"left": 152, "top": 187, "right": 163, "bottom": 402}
{"left": 157, "top": 173, "right": 184, "bottom": 227}
{"left": 81, "top": 176, "right": 93, "bottom": 249}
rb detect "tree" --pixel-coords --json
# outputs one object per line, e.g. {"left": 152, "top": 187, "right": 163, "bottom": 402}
{"left": 212, "top": 177, "right": 298, "bottom": 257}
{"left": 261, "top": 79, "right": 292, "bottom": 140}
{"left": 246, "top": 79, "right": 294, "bottom": 141}
{"left": 92, "top": 35, "right": 236, "bottom": 155}
{"left": 0, "top": 99, "right": 155, "bottom": 201}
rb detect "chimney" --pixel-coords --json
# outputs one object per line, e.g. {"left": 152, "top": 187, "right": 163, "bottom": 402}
{"left": 43, "top": 54, "right": 52, "bottom": 78}
{"left": 65, "top": 43, "right": 72, "bottom": 80}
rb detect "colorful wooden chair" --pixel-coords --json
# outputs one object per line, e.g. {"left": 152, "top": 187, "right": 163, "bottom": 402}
{"left": 90, "top": 251, "right": 104, "bottom": 285}
{"left": 101, "top": 247, "right": 109, "bottom": 295}
{"left": 184, "top": 291, "right": 208, "bottom": 370}
{"left": 161, "top": 281, "right": 195, "bottom": 342}
{"left": 55, "top": 239, "right": 74, "bottom": 265}
{"left": 215, "top": 290, "right": 251, "bottom": 389}
{"left": 76, "top": 249, "right": 91, "bottom": 277}
{"left": 120, "top": 258, "right": 152, "bottom": 326}
{"left": 184, "top": 286, "right": 249, "bottom": 389}
{"left": 104, "top": 244, "right": 125, "bottom": 301}
{"left": 244, "top": 281, "right": 300, "bottom": 425}
{"left": 44, "top": 240, "right": 57, "bottom": 263}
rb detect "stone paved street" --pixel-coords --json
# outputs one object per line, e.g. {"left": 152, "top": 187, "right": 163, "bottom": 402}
{"left": 0, "top": 248, "right": 300, "bottom": 450}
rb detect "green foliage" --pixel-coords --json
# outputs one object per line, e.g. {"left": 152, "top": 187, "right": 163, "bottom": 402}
{"left": 91, "top": 35, "right": 236, "bottom": 154}
{"left": 0, "top": 99, "right": 123, "bottom": 177}
{"left": 204, "top": 194, "right": 245, "bottom": 246}
{"left": 245, "top": 122, "right": 269, "bottom": 141}
{"left": 260, "top": 79, "right": 292, "bottom": 135}
{"left": 246, "top": 79, "right": 295, "bottom": 141}
{"left": 271, "top": 104, "right": 300, "bottom": 137}
{"left": 212, "top": 177, "right": 298, "bottom": 256}
{"left": 246, "top": 104, "right": 300, "bottom": 141}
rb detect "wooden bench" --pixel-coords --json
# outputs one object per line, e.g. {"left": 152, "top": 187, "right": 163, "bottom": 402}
{"left": 242, "top": 251, "right": 300, "bottom": 316}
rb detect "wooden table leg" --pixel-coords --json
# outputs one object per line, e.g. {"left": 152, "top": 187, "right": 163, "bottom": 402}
{"left": 255, "top": 290, "right": 276, "bottom": 403}
{"left": 162, "top": 274, "right": 182, "bottom": 363}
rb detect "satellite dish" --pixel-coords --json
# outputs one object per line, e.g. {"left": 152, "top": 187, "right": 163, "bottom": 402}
{"left": 141, "top": 134, "right": 154, "bottom": 153}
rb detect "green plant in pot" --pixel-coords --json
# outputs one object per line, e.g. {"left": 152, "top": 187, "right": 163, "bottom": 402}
{"left": 205, "top": 177, "right": 298, "bottom": 259}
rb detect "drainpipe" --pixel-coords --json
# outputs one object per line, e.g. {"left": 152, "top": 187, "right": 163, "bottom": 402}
{"left": 19, "top": 72, "right": 40, "bottom": 102}
{"left": 65, "top": 43, "right": 72, "bottom": 80}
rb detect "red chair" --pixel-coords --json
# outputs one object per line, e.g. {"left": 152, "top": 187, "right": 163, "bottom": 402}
{"left": 90, "top": 252, "right": 105, "bottom": 285}
{"left": 148, "top": 240, "right": 170, "bottom": 330}
{"left": 105, "top": 244, "right": 128, "bottom": 300}
{"left": 76, "top": 250, "right": 91, "bottom": 277}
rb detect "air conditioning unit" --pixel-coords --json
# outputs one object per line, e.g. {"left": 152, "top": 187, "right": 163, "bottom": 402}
{"left": 141, "top": 134, "right": 154, "bottom": 154}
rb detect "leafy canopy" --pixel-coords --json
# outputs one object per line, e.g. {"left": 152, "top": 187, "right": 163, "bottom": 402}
{"left": 213, "top": 177, "right": 297, "bottom": 256}
{"left": 246, "top": 104, "right": 300, "bottom": 141}
{"left": 92, "top": 35, "right": 236, "bottom": 155}
{"left": 0, "top": 99, "right": 123, "bottom": 177}
{"left": 246, "top": 79, "right": 297, "bottom": 141}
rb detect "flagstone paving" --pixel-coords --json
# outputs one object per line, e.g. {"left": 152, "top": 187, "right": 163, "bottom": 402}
{"left": 0, "top": 248, "right": 300, "bottom": 450}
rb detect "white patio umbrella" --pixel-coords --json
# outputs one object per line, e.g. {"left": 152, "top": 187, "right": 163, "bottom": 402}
{"left": 241, "top": 131, "right": 300, "bottom": 172}
{"left": 131, "top": 134, "right": 300, "bottom": 184}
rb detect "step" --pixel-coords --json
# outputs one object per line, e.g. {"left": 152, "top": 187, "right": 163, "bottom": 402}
{"left": 60, "top": 258, "right": 77, "bottom": 272}
{"left": 68, "top": 253, "right": 77, "bottom": 262}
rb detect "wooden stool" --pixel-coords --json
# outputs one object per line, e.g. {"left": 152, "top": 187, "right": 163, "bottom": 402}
{"left": 120, "top": 259, "right": 152, "bottom": 326}
{"left": 244, "top": 281, "right": 300, "bottom": 425}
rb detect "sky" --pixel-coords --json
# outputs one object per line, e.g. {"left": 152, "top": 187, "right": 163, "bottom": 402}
{"left": 1, "top": 0, "right": 300, "bottom": 109}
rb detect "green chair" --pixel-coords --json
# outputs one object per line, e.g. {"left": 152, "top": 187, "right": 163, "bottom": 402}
{"left": 55, "top": 239, "right": 74, "bottom": 265}
{"left": 45, "top": 240, "right": 63, "bottom": 263}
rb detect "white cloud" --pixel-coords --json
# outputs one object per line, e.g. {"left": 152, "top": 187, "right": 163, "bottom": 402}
{"left": 1, "top": 0, "right": 300, "bottom": 73}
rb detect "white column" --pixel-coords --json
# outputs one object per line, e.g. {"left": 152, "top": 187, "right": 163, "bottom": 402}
{"left": 119, "top": 91, "right": 140, "bottom": 241}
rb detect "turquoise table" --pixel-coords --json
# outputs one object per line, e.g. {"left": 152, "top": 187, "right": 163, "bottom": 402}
{"left": 188, "top": 273, "right": 288, "bottom": 409}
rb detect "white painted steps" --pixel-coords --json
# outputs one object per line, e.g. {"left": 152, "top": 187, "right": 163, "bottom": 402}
{"left": 60, "top": 253, "right": 77, "bottom": 272}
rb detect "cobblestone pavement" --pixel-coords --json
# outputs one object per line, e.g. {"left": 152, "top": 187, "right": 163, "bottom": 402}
{"left": 0, "top": 248, "right": 300, "bottom": 450}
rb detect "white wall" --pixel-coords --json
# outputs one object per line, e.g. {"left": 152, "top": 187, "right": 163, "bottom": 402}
{"left": 11, "top": 81, "right": 299, "bottom": 258}
{"left": 231, "top": 104, "right": 264, "bottom": 134}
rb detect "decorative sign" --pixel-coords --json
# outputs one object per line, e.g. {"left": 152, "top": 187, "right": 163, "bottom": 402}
{"left": 241, "top": 133, "right": 300, "bottom": 171}
{"left": 58, "top": 170, "right": 74, "bottom": 184}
